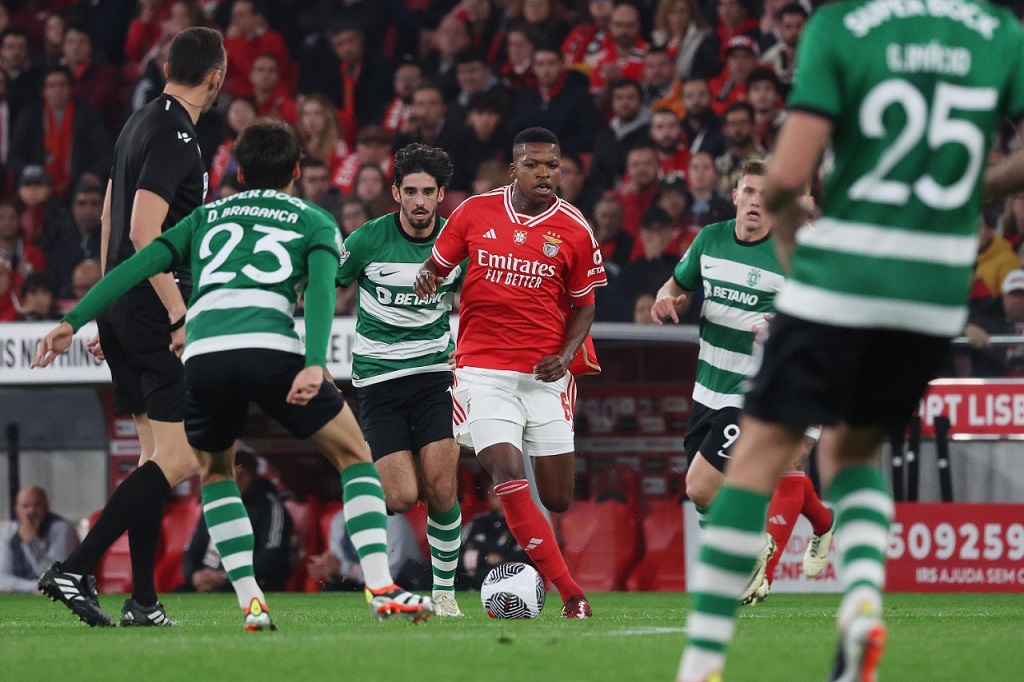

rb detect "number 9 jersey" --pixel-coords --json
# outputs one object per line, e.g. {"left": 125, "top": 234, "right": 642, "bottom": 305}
{"left": 156, "top": 189, "right": 342, "bottom": 362}
{"left": 781, "top": 0, "right": 1024, "bottom": 337}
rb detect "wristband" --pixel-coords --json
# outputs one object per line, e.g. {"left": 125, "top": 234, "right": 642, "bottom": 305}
{"left": 169, "top": 315, "right": 186, "bottom": 332}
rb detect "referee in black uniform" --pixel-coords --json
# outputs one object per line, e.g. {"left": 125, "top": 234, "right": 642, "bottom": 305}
{"left": 39, "top": 27, "right": 226, "bottom": 628}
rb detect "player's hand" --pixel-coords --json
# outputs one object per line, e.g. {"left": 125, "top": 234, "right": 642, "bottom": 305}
{"left": 964, "top": 323, "right": 991, "bottom": 349}
{"left": 31, "top": 321, "right": 75, "bottom": 368}
{"left": 86, "top": 334, "right": 105, "bottom": 361}
{"left": 307, "top": 551, "right": 341, "bottom": 580}
{"left": 774, "top": 233, "right": 796, "bottom": 273}
{"left": 752, "top": 313, "right": 773, "bottom": 345}
{"left": 534, "top": 353, "right": 570, "bottom": 382}
{"left": 447, "top": 348, "right": 456, "bottom": 370}
{"left": 413, "top": 269, "right": 442, "bottom": 300}
{"left": 169, "top": 325, "right": 185, "bottom": 357}
{"left": 651, "top": 295, "right": 686, "bottom": 324}
{"left": 287, "top": 366, "right": 324, "bottom": 405}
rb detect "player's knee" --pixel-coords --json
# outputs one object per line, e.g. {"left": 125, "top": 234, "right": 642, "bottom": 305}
{"left": 425, "top": 479, "right": 457, "bottom": 511}
{"left": 685, "top": 470, "right": 717, "bottom": 509}
{"left": 539, "top": 487, "right": 572, "bottom": 513}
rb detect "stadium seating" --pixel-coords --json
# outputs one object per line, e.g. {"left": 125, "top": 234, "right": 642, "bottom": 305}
{"left": 625, "top": 499, "right": 686, "bottom": 592}
{"left": 560, "top": 499, "right": 640, "bottom": 592}
{"left": 283, "top": 497, "right": 317, "bottom": 592}
{"left": 154, "top": 500, "right": 202, "bottom": 593}
{"left": 92, "top": 510, "right": 136, "bottom": 594}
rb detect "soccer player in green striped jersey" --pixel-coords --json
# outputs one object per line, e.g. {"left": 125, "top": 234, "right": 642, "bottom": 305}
{"left": 336, "top": 143, "right": 466, "bottom": 617}
{"left": 33, "top": 120, "right": 434, "bottom": 630}
{"left": 679, "top": 2, "right": 1024, "bottom": 681}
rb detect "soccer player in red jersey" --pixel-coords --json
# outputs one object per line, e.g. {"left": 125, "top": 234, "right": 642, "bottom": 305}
{"left": 414, "top": 127, "right": 607, "bottom": 618}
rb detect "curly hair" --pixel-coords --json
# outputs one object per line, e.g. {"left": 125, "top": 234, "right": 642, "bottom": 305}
{"left": 392, "top": 143, "right": 454, "bottom": 190}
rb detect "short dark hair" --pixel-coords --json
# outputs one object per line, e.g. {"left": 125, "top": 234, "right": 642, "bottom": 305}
{"left": 299, "top": 156, "right": 328, "bottom": 172}
{"left": 609, "top": 78, "right": 643, "bottom": 98}
{"left": 392, "top": 143, "right": 454, "bottom": 190}
{"left": 778, "top": 2, "right": 809, "bottom": 20}
{"left": 723, "top": 100, "right": 755, "bottom": 121}
{"left": 467, "top": 91, "right": 504, "bottom": 114}
{"left": 233, "top": 119, "right": 301, "bottom": 189}
{"left": 0, "top": 27, "right": 29, "bottom": 46}
{"left": 746, "top": 67, "right": 780, "bottom": 91}
{"left": 455, "top": 47, "right": 488, "bottom": 66}
{"left": 328, "top": 18, "right": 363, "bottom": 38}
{"left": 167, "top": 27, "right": 225, "bottom": 87}
{"left": 21, "top": 271, "right": 56, "bottom": 298}
{"left": 43, "top": 65, "right": 73, "bottom": 85}
{"left": 513, "top": 127, "right": 560, "bottom": 149}
{"left": 739, "top": 159, "right": 767, "bottom": 179}
{"left": 63, "top": 23, "right": 91, "bottom": 40}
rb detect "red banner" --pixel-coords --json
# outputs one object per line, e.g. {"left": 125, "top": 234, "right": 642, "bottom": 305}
{"left": 917, "top": 379, "right": 1024, "bottom": 438}
{"left": 887, "top": 503, "right": 1024, "bottom": 592}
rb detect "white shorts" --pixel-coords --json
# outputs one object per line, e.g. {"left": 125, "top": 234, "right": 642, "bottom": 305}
{"left": 452, "top": 367, "right": 576, "bottom": 457}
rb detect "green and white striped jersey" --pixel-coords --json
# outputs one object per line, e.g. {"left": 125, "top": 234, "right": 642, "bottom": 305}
{"left": 336, "top": 213, "right": 464, "bottom": 387}
{"left": 159, "top": 189, "right": 342, "bottom": 362}
{"left": 783, "top": 0, "right": 1024, "bottom": 336}
{"left": 674, "top": 220, "right": 785, "bottom": 409}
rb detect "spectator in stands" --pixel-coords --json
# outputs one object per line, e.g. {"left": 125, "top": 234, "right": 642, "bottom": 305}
{"left": 250, "top": 54, "right": 296, "bottom": 125}
{"left": 759, "top": 3, "right": 806, "bottom": 96}
{"left": 393, "top": 85, "right": 455, "bottom": 151}
{"left": 715, "top": 101, "right": 764, "bottom": 194}
{"left": 452, "top": 0, "right": 503, "bottom": 63}
{"left": 298, "top": 19, "right": 391, "bottom": 145}
{"left": 592, "top": 195, "right": 634, "bottom": 322}
{"left": 309, "top": 506, "right": 429, "bottom": 592}
{"left": 0, "top": 198, "right": 45, "bottom": 297}
{"left": 69, "top": 258, "right": 101, "bottom": 301}
{"left": 562, "top": 0, "right": 613, "bottom": 67}
{"left": 209, "top": 97, "right": 257, "bottom": 196}
{"left": 757, "top": 0, "right": 788, "bottom": 52}
{"left": 298, "top": 157, "right": 343, "bottom": 225}
{"left": 976, "top": 209, "right": 1024, "bottom": 298}
{"left": 61, "top": 23, "right": 122, "bottom": 134}
{"left": 41, "top": 13, "right": 66, "bottom": 70}
{"left": 0, "top": 486, "right": 79, "bottom": 593}
{"left": 124, "top": 0, "right": 173, "bottom": 66}
{"left": 17, "top": 270, "right": 58, "bottom": 320}
{"left": 657, "top": 176, "right": 697, "bottom": 255}
{"left": 509, "top": 43, "right": 599, "bottom": 156}
{"left": 295, "top": 93, "right": 349, "bottom": 176}
{"left": 641, "top": 46, "right": 678, "bottom": 106}
{"left": 9, "top": 67, "right": 112, "bottom": 201}
{"left": 618, "top": 144, "right": 662, "bottom": 238}
{"left": 964, "top": 269, "right": 1024, "bottom": 377}
{"left": 747, "top": 67, "right": 783, "bottom": 151}
{"left": 620, "top": 206, "right": 679, "bottom": 300}
{"left": 506, "top": 0, "right": 571, "bottom": 50}
{"left": 688, "top": 150, "right": 734, "bottom": 227}
{"left": 182, "top": 445, "right": 293, "bottom": 594}
{"left": 587, "top": 78, "right": 651, "bottom": 200}
{"left": 449, "top": 91, "right": 510, "bottom": 192}
{"left": 339, "top": 196, "right": 369, "bottom": 240}
{"left": 353, "top": 163, "right": 394, "bottom": 219}
{"left": 0, "top": 253, "right": 17, "bottom": 321}
{"left": 680, "top": 78, "right": 724, "bottom": 157}
{"left": 587, "top": 2, "right": 647, "bottom": 98}
{"left": 131, "top": 35, "right": 172, "bottom": 111}
{"left": 222, "top": 0, "right": 290, "bottom": 100}
{"left": 381, "top": 58, "right": 423, "bottom": 138}
{"left": 650, "top": 107, "right": 691, "bottom": 180}
{"left": 422, "top": 11, "right": 471, "bottom": 100}
{"left": 46, "top": 178, "right": 104, "bottom": 298}
{"left": 471, "top": 158, "right": 508, "bottom": 195}
{"left": 998, "top": 192, "right": 1024, "bottom": 253}
{"left": 15, "top": 165, "right": 75, "bottom": 270}
{"left": 332, "top": 124, "right": 394, "bottom": 196}
{"left": 557, "top": 152, "right": 591, "bottom": 210}
{"left": 651, "top": 0, "right": 719, "bottom": 80}
{"left": 499, "top": 22, "right": 539, "bottom": 93}
{"left": 715, "top": 0, "right": 760, "bottom": 48}
{"left": 0, "top": 27, "right": 41, "bottom": 125}
{"left": 633, "top": 292, "right": 657, "bottom": 325}
{"left": 450, "top": 47, "right": 509, "bottom": 128}
{"left": 709, "top": 35, "right": 758, "bottom": 117}
{"left": 457, "top": 487, "right": 529, "bottom": 591}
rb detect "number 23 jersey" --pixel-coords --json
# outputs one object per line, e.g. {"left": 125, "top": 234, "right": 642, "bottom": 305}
{"left": 431, "top": 185, "right": 607, "bottom": 373}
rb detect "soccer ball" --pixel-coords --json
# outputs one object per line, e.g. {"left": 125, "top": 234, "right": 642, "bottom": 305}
{"left": 480, "top": 562, "right": 546, "bottom": 619}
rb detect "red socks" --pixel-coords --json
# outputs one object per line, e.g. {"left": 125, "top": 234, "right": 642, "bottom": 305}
{"left": 765, "top": 472, "right": 806, "bottom": 585}
{"left": 801, "top": 473, "right": 834, "bottom": 534}
{"left": 494, "top": 479, "right": 583, "bottom": 602}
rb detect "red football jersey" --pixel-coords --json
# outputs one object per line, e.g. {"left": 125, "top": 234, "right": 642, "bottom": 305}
{"left": 431, "top": 185, "right": 608, "bottom": 373}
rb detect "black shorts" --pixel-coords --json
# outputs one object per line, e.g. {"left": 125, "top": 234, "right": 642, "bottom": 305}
{"left": 97, "top": 287, "right": 185, "bottom": 421}
{"left": 683, "top": 403, "right": 742, "bottom": 473}
{"left": 183, "top": 348, "right": 344, "bottom": 452}
{"left": 744, "top": 312, "right": 951, "bottom": 433}
{"left": 356, "top": 371, "right": 454, "bottom": 461}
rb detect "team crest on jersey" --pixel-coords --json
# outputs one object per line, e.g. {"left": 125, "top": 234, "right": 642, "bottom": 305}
{"left": 542, "top": 233, "right": 562, "bottom": 258}
{"left": 338, "top": 242, "right": 350, "bottom": 267}
{"left": 747, "top": 268, "right": 761, "bottom": 287}
{"left": 514, "top": 230, "right": 527, "bottom": 245}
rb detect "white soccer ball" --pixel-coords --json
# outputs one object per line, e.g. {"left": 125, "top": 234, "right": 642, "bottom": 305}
{"left": 480, "top": 562, "right": 546, "bottom": 619}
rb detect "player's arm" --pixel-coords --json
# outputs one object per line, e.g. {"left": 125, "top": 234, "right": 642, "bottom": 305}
{"left": 130, "top": 189, "right": 189, "bottom": 353}
{"left": 534, "top": 303, "right": 595, "bottom": 382}
{"left": 32, "top": 238, "right": 177, "bottom": 368}
{"left": 764, "top": 111, "right": 832, "bottom": 271}
{"left": 287, "top": 246, "right": 339, "bottom": 405}
{"left": 415, "top": 205, "right": 470, "bottom": 299}
{"left": 652, "top": 277, "right": 691, "bottom": 324}
{"left": 99, "top": 180, "right": 112, "bottom": 274}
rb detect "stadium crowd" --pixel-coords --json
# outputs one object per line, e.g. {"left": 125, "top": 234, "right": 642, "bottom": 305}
{"left": 0, "top": 0, "right": 1021, "bottom": 370}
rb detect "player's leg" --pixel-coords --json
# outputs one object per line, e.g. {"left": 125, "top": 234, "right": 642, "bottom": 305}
{"left": 797, "top": 433, "right": 836, "bottom": 578}
{"left": 419, "top": 438, "right": 462, "bottom": 616}
{"left": 684, "top": 454, "right": 723, "bottom": 527}
{"left": 531, "top": 452, "right": 574, "bottom": 512}
{"left": 375, "top": 452, "right": 419, "bottom": 512}
{"left": 764, "top": 471, "right": 805, "bottom": 586}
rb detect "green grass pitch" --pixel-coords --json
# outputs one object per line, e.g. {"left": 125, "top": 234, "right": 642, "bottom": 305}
{"left": 1, "top": 592, "right": 1023, "bottom": 681}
